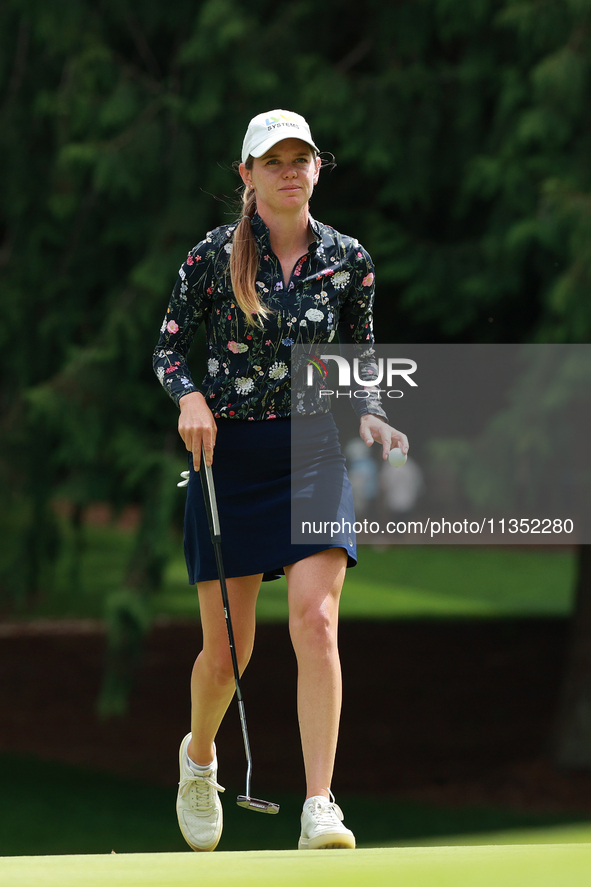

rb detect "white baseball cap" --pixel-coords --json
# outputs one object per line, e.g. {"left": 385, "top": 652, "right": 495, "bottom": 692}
{"left": 241, "top": 109, "right": 319, "bottom": 164}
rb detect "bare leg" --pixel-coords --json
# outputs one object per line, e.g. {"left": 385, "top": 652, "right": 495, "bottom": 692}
{"left": 188, "top": 573, "right": 262, "bottom": 765}
{"left": 285, "top": 548, "right": 348, "bottom": 800}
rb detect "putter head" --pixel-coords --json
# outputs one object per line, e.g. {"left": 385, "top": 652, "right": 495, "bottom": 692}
{"left": 237, "top": 795, "right": 280, "bottom": 814}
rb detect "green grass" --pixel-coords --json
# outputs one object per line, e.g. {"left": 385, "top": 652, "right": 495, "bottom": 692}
{"left": 3, "top": 846, "right": 591, "bottom": 887}
{"left": 0, "top": 755, "right": 589, "bottom": 858}
{"left": 154, "top": 544, "right": 576, "bottom": 622}
{"left": 397, "top": 822, "right": 591, "bottom": 847}
{"left": 10, "top": 522, "right": 576, "bottom": 622}
{"left": 339, "top": 545, "right": 576, "bottom": 619}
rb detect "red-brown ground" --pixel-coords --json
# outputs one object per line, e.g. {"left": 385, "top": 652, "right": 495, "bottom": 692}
{"left": 1, "top": 617, "right": 591, "bottom": 813}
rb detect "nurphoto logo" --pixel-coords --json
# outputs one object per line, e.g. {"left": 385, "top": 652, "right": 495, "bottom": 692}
{"left": 305, "top": 354, "right": 418, "bottom": 400}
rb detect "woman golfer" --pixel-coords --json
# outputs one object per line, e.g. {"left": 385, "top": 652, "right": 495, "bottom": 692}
{"left": 153, "top": 109, "right": 408, "bottom": 851}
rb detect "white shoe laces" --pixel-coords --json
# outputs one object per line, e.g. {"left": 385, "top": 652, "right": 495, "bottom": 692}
{"left": 306, "top": 791, "right": 344, "bottom": 826}
{"left": 179, "top": 771, "right": 225, "bottom": 813}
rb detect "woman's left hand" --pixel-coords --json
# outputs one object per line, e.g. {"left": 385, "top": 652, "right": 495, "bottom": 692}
{"left": 359, "top": 414, "right": 409, "bottom": 461}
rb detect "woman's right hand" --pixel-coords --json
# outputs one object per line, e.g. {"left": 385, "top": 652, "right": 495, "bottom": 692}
{"left": 178, "top": 391, "right": 217, "bottom": 471}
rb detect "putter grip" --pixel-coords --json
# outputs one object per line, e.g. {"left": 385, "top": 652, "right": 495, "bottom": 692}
{"left": 200, "top": 445, "right": 221, "bottom": 540}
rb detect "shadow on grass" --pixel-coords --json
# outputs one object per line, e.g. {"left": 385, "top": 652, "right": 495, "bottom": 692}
{"left": 0, "top": 755, "right": 589, "bottom": 856}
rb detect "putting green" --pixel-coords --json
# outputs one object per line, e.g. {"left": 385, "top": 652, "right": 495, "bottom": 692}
{"left": 2, "top": 845, "right": 591, "bottom": 887}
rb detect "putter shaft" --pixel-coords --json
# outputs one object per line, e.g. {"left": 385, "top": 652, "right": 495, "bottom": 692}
{"left": 199, "top": 446, "right": 280, "bottom": 815}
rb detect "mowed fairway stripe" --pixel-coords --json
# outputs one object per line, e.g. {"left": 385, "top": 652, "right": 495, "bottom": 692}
{"left": 1, "top": 845, "right": 591, "bottom": 887}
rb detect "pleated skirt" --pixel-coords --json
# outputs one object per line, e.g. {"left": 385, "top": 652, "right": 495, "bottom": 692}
{"left": 183, "top": 412, "right": 357, "bottom": 583}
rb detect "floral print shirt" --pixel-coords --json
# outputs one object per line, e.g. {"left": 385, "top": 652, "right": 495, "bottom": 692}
{"left": 153, "top": 212, "right": 387, "bottom": 422}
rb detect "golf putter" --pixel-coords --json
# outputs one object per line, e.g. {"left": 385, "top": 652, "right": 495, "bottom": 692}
{"left": 199, "top": 444, "right": 280, "bottom": 815}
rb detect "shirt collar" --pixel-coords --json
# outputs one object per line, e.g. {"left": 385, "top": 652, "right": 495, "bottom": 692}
{"left": 250, "top": 212, "right": 322, "bottom": 253}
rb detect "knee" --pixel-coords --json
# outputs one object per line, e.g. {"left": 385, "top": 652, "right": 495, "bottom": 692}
{"left": 289, "top": 602, "right": 336, "bottom": 652}
{"left": 199, "top": 637, "right": 254, "bottom": 686}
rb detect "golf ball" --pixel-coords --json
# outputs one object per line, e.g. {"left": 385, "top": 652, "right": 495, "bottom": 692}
{"left": 388, "top": 447, "right": 407, "bottom": 467}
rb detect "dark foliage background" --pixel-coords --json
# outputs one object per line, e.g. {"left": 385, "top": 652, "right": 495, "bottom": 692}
{"left": 1, "top": 0, "right": 591, "bottom": 737}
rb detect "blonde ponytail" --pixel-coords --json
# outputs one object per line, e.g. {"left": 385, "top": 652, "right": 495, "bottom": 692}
{"left": 230, "top": 164, "right": 272, "bottom": 327}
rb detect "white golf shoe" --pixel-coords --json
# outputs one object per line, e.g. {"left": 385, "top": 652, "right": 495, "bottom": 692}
{"left": 298, "top": 792, "right": 356, "bottom": 850}
{"left": 176, "top": 733, "right": 225, "bottom": 852}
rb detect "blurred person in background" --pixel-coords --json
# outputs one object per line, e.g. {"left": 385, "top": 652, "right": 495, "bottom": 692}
{"left": 380, "top": 456, "right": 424, "bottom": 526}
{"left": 344, "top": 437, "right": 379, "bottom": 523}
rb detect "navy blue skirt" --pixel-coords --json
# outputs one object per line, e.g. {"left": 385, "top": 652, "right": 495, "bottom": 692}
{"left": 183, "top": 413, "right": 357, "bottom": 583}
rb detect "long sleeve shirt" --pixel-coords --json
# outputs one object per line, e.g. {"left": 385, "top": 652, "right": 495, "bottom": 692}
{"left": 153, "top": 212, "right": 387, "bottom": 422}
